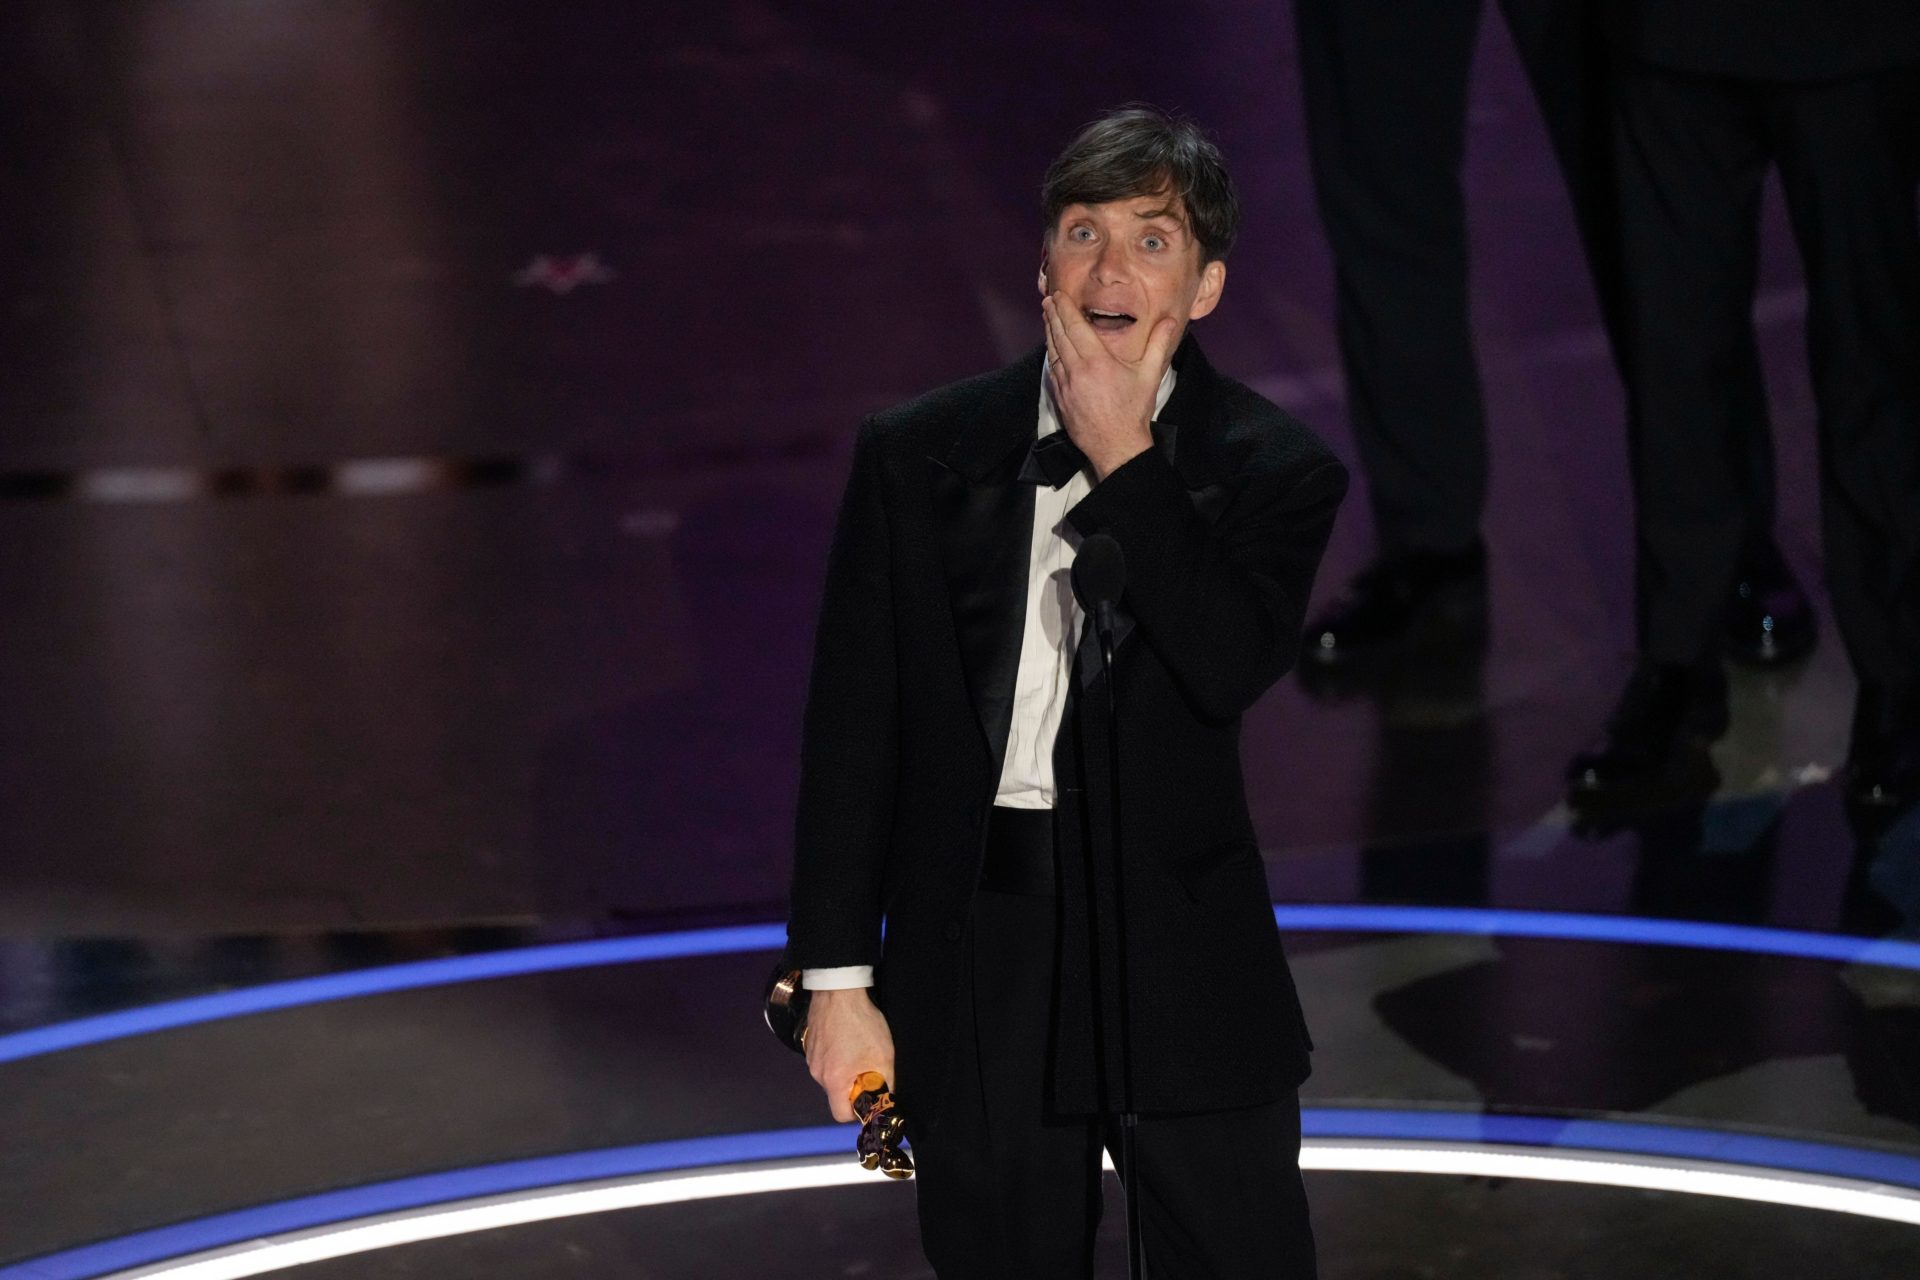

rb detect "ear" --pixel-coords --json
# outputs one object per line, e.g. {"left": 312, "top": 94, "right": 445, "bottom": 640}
{"left": 1187, "top": 258, "right": 1227, "bottom": 322}
{"left": 1036, "top": 252, "right": 1050, "bottom": 301}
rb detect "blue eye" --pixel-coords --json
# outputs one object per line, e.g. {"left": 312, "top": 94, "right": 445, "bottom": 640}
{"left": 1144, "top": 236, "right": 1165, "bottom": 251}
{"left": 1072, "top": 226, "right": 1094, "bottom": 241}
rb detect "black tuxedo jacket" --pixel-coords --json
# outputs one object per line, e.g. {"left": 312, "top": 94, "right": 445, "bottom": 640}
{"left": 783, "top": 333, "right": 1348, "bottom": 1129}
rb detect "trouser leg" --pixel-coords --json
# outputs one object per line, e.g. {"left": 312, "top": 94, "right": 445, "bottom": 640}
{"left": 1771, "top": 68, "right": 1920, "bottom": 709}
{"left": 911, "top": 888, "right": 1103, "bottom": 1279}
{"left": 1611, "top": 62, "right": 1773, "bottom": 664}
{"left": 1294, "top": 0, "right": 1487, "bottom": 555}
{"left": 911, "top": 887, "right": 1318, "bottom": 1278}
{"left": 1499, "top": 0, "right": 1627, "bottom": 349}
{"left": 1502, "top": 0, "right": 1779, "bottom": 546}
{"left": 1104, "top": 1093, "right": 1317, "bottom": 1279}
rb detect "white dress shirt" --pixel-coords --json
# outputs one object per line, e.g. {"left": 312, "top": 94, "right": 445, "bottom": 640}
{"left": 803, "top": 364, "right": 1178, "bottom": 991}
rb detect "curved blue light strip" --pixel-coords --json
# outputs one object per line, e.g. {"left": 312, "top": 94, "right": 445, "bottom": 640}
{"left": 3, "top": 908, "right": 1917, "bottom": 1066}
{"left": 3, "top": 1111, "right": 1916, "bottom": 1280}
{"left": 1275, "top": 905, "right": 1920, "bottom": 969}
{"left": 0, "top": 925, "right": 785, "bottom": 1064}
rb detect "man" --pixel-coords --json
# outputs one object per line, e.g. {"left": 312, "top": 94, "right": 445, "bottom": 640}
{"left": 1291, "top": 0, "right": 1816, "bottom": 702}
{"left": 781, "top": 106, "right": 1346, "bottom": 1276}
{"left": 1581, "top": 1, "right": 1920, "bottom": 809}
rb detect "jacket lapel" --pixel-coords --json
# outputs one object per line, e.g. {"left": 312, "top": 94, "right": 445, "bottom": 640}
{"left": 1071, "top": 332, "right": 1232, "bottom": 686}
{"left": 928, "top": 347, "right": 1046, "bottom": 774}
{"left": 929, "top": 336, "right": 1236, "bottom": 758}
{"left": 1157, "top": 330, "right": 1233, "bottom": 498}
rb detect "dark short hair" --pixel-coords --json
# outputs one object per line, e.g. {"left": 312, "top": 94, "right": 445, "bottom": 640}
{"left": 1040, "top": 105, "right": 1240, "bottom": 263}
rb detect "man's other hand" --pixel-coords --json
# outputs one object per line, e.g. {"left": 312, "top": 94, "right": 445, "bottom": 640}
{"left": 805, "top": 987, "right": 897, "bottom": 1123}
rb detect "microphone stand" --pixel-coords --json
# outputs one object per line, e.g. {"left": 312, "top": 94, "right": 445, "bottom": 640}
{"left": 1094, "top": 598, "right": 1145, "bottom": 1280}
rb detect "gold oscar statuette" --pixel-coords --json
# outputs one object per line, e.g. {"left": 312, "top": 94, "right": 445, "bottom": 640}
{"left": 763, "top": 963, "right": 914, "bottom": 1179}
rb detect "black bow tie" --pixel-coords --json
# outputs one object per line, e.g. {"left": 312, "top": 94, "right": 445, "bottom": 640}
{"left": 1019, "top": 430, "right": 1088, "bottom": 489}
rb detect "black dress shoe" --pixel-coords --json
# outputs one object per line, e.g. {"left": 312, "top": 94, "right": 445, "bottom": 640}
{"left": 1722, "top": 541, "right": 1817, "bottom": 666}
{"left": 1843, "top": 686, "right": 1920, "bottom": 810}
{"left": 1302, "top": 542, "right": 1488, "bottom": 674}
{"left": 1567, "top": 662, "right": 1729, "bottom": 801}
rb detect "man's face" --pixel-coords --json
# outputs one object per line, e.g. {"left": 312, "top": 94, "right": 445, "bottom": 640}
{"left": 1038, "top": 191, "right": 1226, "bottom": 364}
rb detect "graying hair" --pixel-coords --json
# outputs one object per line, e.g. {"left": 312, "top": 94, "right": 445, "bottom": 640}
{"left": 1041, "top": 104, "right": 1240, "bottom": 263}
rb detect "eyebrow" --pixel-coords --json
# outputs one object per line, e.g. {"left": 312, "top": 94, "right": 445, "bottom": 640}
{"left": 1132, "top": 206, "right": 1187, "bottom": 231}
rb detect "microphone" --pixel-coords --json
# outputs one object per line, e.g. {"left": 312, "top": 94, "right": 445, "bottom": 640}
{"left": 1071, "top": 535, "right": 1144, "bottom": 1280}
{"left": 1071, "top": 533, "right": 1127, "bottom": 647}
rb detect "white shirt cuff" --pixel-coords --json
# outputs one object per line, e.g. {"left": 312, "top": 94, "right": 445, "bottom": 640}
{"left": 801, "top": 965, "right": 874, "bottom": 990}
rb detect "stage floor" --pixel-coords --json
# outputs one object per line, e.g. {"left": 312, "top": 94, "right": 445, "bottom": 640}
{"left": 4, "top": 922, "right": 1918, "bottom": 1275}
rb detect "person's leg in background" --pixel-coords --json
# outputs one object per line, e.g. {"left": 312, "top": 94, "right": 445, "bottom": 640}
{"left": 1498, "top": 0, "right": 1628, "bottom": 344}
{"left": 1293, "top": 0, "right": 1493, "bottom": 677}
{"left": 1501, "top": 0, "right": 1816, "bottom": 669}
{"left": 1770, "top": 65, "right": 1920, "bottom": 810}
{"left": 1569, "top": 61, "right": 1772, "bottom": 801}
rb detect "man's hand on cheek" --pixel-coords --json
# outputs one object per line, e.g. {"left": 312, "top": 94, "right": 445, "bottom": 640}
{"left": 1044, "top": 292, "right": 1179, "bottom": 481}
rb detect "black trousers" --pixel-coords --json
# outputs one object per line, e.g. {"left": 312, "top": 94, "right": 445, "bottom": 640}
{"left": 909, "top": 885, "right": 1316, "bottom": 1279}
{"left": 1613, "top": 60, "right": 1920, "bottom": 699}
{"left": 1293, "top": 0, "right": 1774, "bottom": 556}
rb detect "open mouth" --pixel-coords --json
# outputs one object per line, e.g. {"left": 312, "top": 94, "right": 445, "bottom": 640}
{"left": 1083, "top": 306, "right": 1136, "bottom": 332}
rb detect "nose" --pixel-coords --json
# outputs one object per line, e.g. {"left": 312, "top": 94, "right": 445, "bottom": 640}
{"left": 1092, "top": 239, "right": 1129, "bottom": 286}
